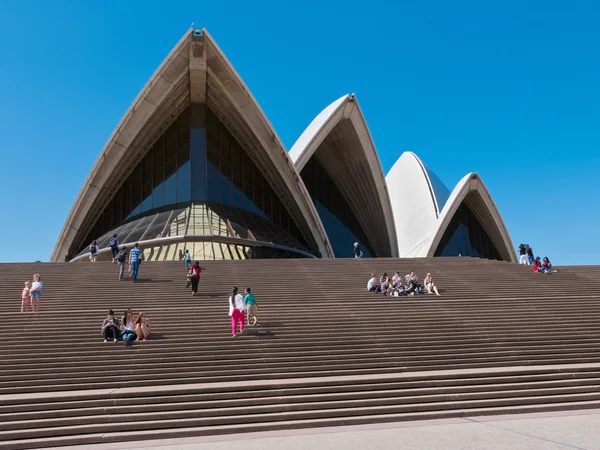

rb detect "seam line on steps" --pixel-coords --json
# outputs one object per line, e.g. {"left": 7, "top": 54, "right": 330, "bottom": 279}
{"left": 4, "top": 362, "right": 600, "bottom": 404}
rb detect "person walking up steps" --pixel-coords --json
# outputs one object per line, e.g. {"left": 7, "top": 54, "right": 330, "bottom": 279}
{"left": 109, "top": 234, "right": 119, "bottom": 263}
{"left": 182, "top": 249, "right": 192, "bottom": 270}
{"left": 189, "top": 261, "right": 205, "bottom": 296}
{"left": 129, "top": 243, "right": 143, "bottom": 281}
{"left": 245, "top": 287, "right": 258, "bottom": 326}
{"left": 229, "top": 287, "right": 246, "bottom": 337}
{"left": 116, "top": 246, "right": 128, "bottom": 281}
{"left": 89, "top": 240, "right": 99, "bottom": 262}
{"left": 354, "top": 242, "right": 363, "bottom": 258}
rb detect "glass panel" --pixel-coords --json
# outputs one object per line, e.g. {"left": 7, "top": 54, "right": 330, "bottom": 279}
{"left": 130, "top": 168, "right": 142, "bottom": 218}
{"left": 300, "top": 157, "right": 372, "bottom": 258}
{"left": 188, "top": 204, "right": 211, "bottom": 236}
{"left": 121, "top": 177, "right": 131, "bottom": 220}
{"left": 231, "top": 139, "right": 243, "bottom": 208}
{"left": 190, "top": 104, "right": 207, "bottom": 201}
{"left": 219, "top": 123, "right": 231, "bottom": 205}
{"left": 164, "top": 122, "right": 178, "bottom": 206}
{"left": 176, "top": 161, "right": 191, "bottom": 203}
{"left": 112, "top": 190, "right": 122, "bottom": 226}
{"left": 153, "top": 136, "right": 165, "bottom": 209}
{"left": 209, "top": 209, "right": 229, "bottom": 237}
{"left": 434, "top": 202, "right": 503, "bottom": 260}
{"left": 141, "top": 210, "right": 172, "bottom": 241}
{"left": 121, "top": 215, "right": 156, "bottom": 244}
{"left": 141, "top": 148, "right": 153, "bottom": 212}
{"left": 242, "top": 150, "right": 253, "bottom": 211}
{"left": 176, "top": 115, "right": 191, "bottom": 203}
{"left": 164, "top": 208, "right": 188, "bottom": 237}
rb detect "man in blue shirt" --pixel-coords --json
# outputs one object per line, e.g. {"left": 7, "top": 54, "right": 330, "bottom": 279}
{"left": 129, "top": 243, "right": 144, "bottom": 281}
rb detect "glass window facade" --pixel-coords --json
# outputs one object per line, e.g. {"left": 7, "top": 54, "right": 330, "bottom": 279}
{"left": 434, "top": 202, "right": 503, "bottom": 261}
{"left": 74, "top": 203, "right": 311, "bottom": 261}
{"left": 300, "top": 157, "right": 373, "bottom": 258}
{"left": 74, "top": 105, "right": 312, "bottom": 259}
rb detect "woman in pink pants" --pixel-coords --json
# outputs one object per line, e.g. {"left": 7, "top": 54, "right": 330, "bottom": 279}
{"left": 229, "top": 287, "right": 246, "bottom": 337}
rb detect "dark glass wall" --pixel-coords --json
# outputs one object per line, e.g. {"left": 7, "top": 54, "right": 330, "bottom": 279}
{"left": 300, "top": 157, "right": 373, "bottom": 258}
{"left": 434, "top": 202, "right": 503, "bottom": 260}
{"left": 76, "top": 105, "right": 312, "bottom": 257}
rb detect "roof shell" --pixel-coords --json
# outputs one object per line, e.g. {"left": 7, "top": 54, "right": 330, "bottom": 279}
{"left": 289, "top": 94, "right": 398, "bottom": 257}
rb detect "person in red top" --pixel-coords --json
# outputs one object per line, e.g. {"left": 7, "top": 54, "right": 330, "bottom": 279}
{"left": 533, "top": 257, "right": 549, "bottom": 274}
{"left": 189, "top": 261, "right": 205, "bottom": 296}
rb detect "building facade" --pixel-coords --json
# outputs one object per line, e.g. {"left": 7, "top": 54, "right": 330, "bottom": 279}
{"left": 51, "top": 29, "right": 515, "bottom": 263}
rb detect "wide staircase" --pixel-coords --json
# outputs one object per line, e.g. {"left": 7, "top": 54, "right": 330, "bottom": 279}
{"left": 1, "top": 258, "right": 599, "bottom": 449}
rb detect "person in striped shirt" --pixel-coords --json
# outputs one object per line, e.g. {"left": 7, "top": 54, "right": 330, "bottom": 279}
{"left": 129, "top": 243, "right": 144, "bottom": 281}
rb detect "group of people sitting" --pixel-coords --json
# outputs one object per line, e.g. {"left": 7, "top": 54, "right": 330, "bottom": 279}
{"left": 101, "top": 308, "right": 152, "bottom": 345}
{"left": 533, "top": 256, "right": 556, "bottom": 274}
{"left": 367, "top": 271, "right": 441, "bottom": 296}
{"left": 518, "top": 243, "right": 556, "bottom": 274}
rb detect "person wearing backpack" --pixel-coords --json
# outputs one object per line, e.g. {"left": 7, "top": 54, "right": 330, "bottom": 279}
{"left": 116, "top": 247, "right": 128, "bottom": 281}
{"left": 109, "top": 234, "right": 119, "bottom": 263}
{"left": 89, "top": 240, "right": 99, "bottom": 263}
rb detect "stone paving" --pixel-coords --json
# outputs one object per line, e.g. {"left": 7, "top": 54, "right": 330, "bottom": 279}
{"left": 55, "top": 408, "right": 600, "bottom": 450}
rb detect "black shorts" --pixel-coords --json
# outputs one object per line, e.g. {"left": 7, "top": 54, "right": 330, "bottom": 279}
{"left": 111, "top": 247, "right": 119, "bottom": 257}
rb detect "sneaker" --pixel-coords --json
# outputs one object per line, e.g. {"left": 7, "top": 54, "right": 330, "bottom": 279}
{"left": 113, "top": 339, "right": 118, "bottom": 344}
{"left": 104, "top": 339, "right": 108, "bottom": 343}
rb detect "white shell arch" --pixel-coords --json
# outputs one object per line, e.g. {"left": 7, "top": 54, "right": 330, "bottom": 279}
{"left": 51, "top": 29, "right": 333, "bottom": 261}
{"left": 387, "top": 152, "right": 515, "bottom": 261}
{"left": 289, "top": 94, "right": 398, "bottom": 257}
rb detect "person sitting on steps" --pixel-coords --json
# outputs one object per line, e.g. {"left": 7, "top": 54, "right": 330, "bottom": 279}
{"left": 424, "top": 273, "right": 441, "bottom": 295}
{"left": 121, "top": 309, "right": 137, "bottom": 345}
{"left": 367, "top": 273, "right": 380, "bottom": 292}
{"left": 391, "top": 271, "right": 402, "bottom": 289}
{"left": 381, "top": 276, "right": 391, "bottom": 296}
{"left": 542, "top": 256, "right": 557, "bottom": 273}
{"left": 101, "top": 309, "right": 121, "bottom": 343}
{"left": 134, "top": 312, "right": 152, "bottom": 340}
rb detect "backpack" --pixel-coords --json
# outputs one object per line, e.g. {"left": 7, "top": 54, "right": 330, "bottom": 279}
{"left": 109, "top": 238, "right": 117, "bottom": 247}
{"left": 116, "top": 251, "right": 126, "bottom": 262}
{"left": 90, "top": 245, "right": 96, "bottom": 253}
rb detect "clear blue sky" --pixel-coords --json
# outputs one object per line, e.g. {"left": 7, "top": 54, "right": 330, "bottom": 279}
{"left": 0, "top": 0, "right": 598, "bottom": 264}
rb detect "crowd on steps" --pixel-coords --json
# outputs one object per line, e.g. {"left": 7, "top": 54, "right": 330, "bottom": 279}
{"left": 367, "top": 271, "right": 440, "bottom": 296}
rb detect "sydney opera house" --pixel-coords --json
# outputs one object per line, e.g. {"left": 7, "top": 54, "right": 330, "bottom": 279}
{"left": 51, "top": 29, "right": 516, "bottom": 263}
